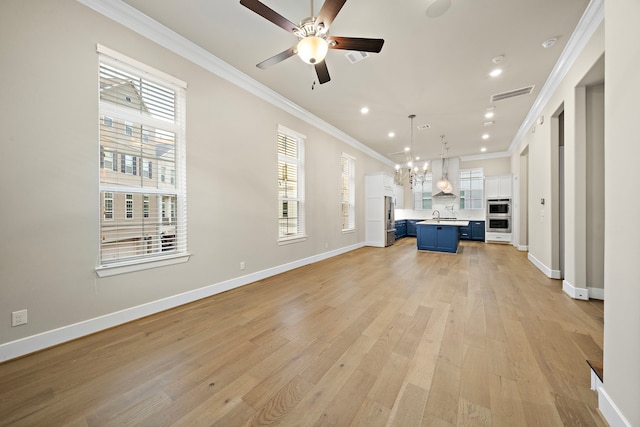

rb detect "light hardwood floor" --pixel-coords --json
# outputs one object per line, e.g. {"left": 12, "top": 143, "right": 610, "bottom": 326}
{"left": 0, "top": 238, "right": 606, "bottom": 426}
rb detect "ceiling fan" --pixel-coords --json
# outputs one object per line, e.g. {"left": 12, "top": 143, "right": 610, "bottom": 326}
{"left": 239, "top": 0, "right": 385, "bottom": 84}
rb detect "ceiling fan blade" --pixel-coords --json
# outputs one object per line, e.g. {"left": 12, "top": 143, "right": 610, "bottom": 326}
{"left": 256, "top": 46, "right": 298, "bottom": 69}
{"left": 239, "top": 0, "right": 300, "bottom": 34}
{"left": 328, "top": 36, "right": 385, "bottom": 53}
{"left": 315, "top": 0, "right": 347, "bottom": 30}
{"left": 315, "top": 61, "right": 331, "bottom": 84}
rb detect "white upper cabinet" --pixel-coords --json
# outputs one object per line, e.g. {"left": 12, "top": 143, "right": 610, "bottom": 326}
{"left": 393, "top": 184, "right": 404, "bottom": 209}
{"left": 485, "top": 174, "right": 512, "bottom": 198}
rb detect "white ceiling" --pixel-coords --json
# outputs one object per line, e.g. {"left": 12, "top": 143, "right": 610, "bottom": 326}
{"left": 119, "top": 0, "right": 590, "bottom": 162}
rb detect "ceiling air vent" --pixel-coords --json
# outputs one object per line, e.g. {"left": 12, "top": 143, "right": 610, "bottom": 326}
{"left": 490, "top": 85, "right": 535, "bottom": 102}
{"left": 345, "top": 51, "right": 369, "bottom": 64}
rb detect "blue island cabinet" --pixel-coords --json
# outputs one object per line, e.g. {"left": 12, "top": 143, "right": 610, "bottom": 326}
{"left": 417, "top": 224, "right": 459, "bottom": 253}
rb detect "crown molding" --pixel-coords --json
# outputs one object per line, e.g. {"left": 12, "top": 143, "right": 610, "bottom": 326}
{"left": 507, "top": 0, "right": 604, "bottom": 156}
{"left": 460, "top": 151, "right": 511, "bottom": 162}
{"left": 76, "top": 0, "right": 395, "bottom": 168}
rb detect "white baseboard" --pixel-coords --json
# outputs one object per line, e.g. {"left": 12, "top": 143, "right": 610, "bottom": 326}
{"left": 598, "top": 387, "right": 633, "bottom": 427}
{"left": 517, "top": 245, "right": 528, "bottom": 252}
{"left": 0, "top": 243, "right": 365, "bottom": 362}
{"left": 562, "top": 280, "right": 589, "bottom": 300}
{"left": 588, "top": 287, "right": 605, "bottom": 300}
{"left": 561, "top": 280, "right": 604, "bottom": 300}
{"left": 527, "top": 253, "right": 562, "bottom": 279}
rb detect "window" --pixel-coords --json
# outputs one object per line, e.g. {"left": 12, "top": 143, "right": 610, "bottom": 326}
{"left": 413, "top": 173, "right": 432, "bottom": 210}
{"left": 97, "top": 46, "right": 187, "bottom": 273}
{"left": 121, "top": 154, "right": 136, "bottom": 175}
{"left": 142, "top": 160, "right": 152, "bottom": 178}
{"left": 459, "top": 168, "right": 484, "bottom": 210}
{"left": 341, "top": 153, "right": 355, "bottom": 231}
{"left": 277, "top": 126, "right": 305, "bottom": 242}
{"left": 104, "top": 192, "right": 113, "bottom": 220}
{"left": 125, "top": 194, "right": 134, "bottom": 219}
{"left": 101, "top": 148, "right": 116, "bottom": 171}
{"left": 143, "top": 195, "right": 150, "bottom": 218}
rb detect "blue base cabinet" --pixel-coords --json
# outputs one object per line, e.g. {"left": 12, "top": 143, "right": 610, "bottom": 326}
{"left": 417, "top": 225, "right": 459, "bottom": 253}
{"left": 406, "top": 220, "right": 420, "bottom": 237}
{"left": 470, "top": 221, "right": 485, "bottom": 241}
{"left": 395, "top": 220, "right": 407, "bottom": 238}
{"left": 459, "top": 221, "right": 485, "bottom": 241}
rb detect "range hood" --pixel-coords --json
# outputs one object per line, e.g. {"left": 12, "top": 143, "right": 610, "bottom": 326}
{"left": 433, "top": 191, "right": 457, "bottom": 198}
{"left": 431, "top": 157, "right": 459, "bottom": 198}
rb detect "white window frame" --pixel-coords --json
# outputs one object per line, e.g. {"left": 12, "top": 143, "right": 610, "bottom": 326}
{"left": 277, "top": 125, "right": 306, "bottom": 244}
{"left": 341, "top": 153, "right": 356, "bottom": 232}
{"left": 96, "top": 45, "right": 189, "bottom": 277}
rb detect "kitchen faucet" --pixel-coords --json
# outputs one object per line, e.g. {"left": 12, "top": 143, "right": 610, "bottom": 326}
{"left": 432, "top": 210, "right": 440, "bottom": 219}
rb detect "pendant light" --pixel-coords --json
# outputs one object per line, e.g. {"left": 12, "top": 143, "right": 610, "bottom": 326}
{"left": 436, "top": 135, "right": 451, "bottom": 192}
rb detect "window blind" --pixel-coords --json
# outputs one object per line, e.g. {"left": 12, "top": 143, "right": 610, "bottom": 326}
{"left": 277, "top": 127, "right": 305, "bottom": 241}
{"left": 98, "top": 49, "right": 187, "bottom": 267}
{"left": 341, "top": 153, "right": 355, "bottom": 231}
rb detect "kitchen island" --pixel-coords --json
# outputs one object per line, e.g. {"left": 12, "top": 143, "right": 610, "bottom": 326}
{"left": 416, "top": 219, "right": 469, "bottom": 253}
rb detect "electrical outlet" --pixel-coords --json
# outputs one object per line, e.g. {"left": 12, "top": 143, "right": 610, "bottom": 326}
{"left": 240, "top": 261, "right": 246, "bottom": 270}
{"left": 12, "top": 310, "right": 27, "bottom": 327}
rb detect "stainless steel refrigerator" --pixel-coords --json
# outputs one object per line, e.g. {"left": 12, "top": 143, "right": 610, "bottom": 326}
{"left": 385, "top": 196, "right": 395, "bottom": 246}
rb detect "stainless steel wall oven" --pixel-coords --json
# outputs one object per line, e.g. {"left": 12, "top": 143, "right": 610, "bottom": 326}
{"left": 487, "top": 216, "right": 512, "bottom": 233}
{"left": 486, "top": 198, "right": 512, "bottom": 233}
{"left": 487, "top": 198, "right": 511, "bottom": 216}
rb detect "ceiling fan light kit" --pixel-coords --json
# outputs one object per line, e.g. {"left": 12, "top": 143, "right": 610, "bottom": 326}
{"left": 297, "top": 36, "right": 329, "bottom": 64}
{"left": 239, "top": 0, "right": 384, "bottom": 84}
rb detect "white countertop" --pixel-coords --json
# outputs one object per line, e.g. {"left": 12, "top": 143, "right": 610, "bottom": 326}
{"left": 417, "top": 220, "right": 470, "bottom": 226}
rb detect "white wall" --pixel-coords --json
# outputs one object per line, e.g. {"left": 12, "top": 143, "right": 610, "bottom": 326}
{"left": 510, "top": 24, "right": 604, "bottom": 281}
{"left": 585, "top": 84, "right": 604, "bottom": 290}
{"left": 603, "top": 0, "right": 640, "bottom": 425}
{"left": 460, "top": 157, "right": 511, "bottom": 176}
{"left": 508, "top": 4, "right": 639, "bottom": 424}
{"left": 0, "top": 0, "right": 392, "bottom": 355}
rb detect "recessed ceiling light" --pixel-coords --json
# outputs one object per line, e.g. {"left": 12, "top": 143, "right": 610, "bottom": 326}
{"left": 388, "top": 131, "right": 395, "bottom": 138}
{"left": 491, "top": 55, "right": 505, "bottom": 64}
{"left": 404, "top": 147, "right": 410, "bottom": 152}
{"left": 360, "top": 107, "right": 369, "bottom": 114}
{"left": 542, "top": 37, "right": 558, "bottom": 48}
{"left": 482, "top": 134, "right": 490, "bottom": 140}
{"left": 489, "top": 69, "right": 503, "bottom": 77}
{"left": 481, "top": 147, "right": 487, "bottom": 152}
{"left": 483, "top": 121, "right": 495, "bottom": 126}
{"left": 484, "top": 111, "right": 494, "bottom": 119}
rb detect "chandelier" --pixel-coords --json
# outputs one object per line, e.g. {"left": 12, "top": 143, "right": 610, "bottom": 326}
{"left": 394, "top": 114, "right": 429, "bottom": 189}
